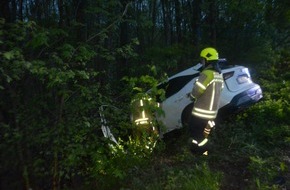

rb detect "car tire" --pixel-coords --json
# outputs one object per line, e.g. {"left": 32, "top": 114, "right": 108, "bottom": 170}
{"left": 181, "top": 102, "right": 194, "bottom": 128}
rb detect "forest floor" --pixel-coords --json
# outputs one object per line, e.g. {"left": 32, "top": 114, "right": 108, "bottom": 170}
{"left": 169, "top": 131, "right": 290, "bottom": 190}
{"left": 137, "top": 126, "right": 290, "bottom": 190}
{"left": 162, "top": 130, "right": 252, "bottom": 190}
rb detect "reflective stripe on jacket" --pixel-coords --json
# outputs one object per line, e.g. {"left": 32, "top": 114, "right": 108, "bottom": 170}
{"left": 191, "top": 68, "right": 224, "bottom": 120}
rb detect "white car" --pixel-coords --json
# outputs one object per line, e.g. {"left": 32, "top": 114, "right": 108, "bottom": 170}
{"left": 101, "top": 62, "right": 263, "bottom": 142}
{"left": 131, "top": 61, "right": 263, "bottom": 136}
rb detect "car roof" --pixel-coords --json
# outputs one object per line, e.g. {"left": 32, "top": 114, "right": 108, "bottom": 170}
{"left": 168, "top": 63, "right": 202, "bottom": 79}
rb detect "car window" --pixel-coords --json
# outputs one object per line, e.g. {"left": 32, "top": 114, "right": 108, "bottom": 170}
{"left": 157, "top": 74, "right": 199, "bottom": 100}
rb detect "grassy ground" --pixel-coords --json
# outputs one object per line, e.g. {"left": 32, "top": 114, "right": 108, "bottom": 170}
{"left": 120, "top": 112, "right": 290, "bottom": 190}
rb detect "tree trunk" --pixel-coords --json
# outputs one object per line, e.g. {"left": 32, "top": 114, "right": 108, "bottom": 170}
{"left": 19, "top": 0, "right": 23, "bottom": 21}
{"left": 150, "top": 0, "right": 157, "bottom": 46}
{"left": 58, "top": 0, "right": 64, "bottom": 27}
{"left": 174, "top": 0, "right": 182, "bottom": 43}
{"left": 161, "top": 0, "right": 170, "bottom": 45}
{"left": 118, "top": 1, "right": 130, "bottom": 78}
{"left": 0, "top": 0, "right": 11, "bottom": 22}
{"left": 74, "top": 0, "right": 87, "bottom": 40}
{"left": 209, "top": 0, "right": 217, "bottom": 46}
{"left": 191, "top": 0, "right": 202, "bottom": 46}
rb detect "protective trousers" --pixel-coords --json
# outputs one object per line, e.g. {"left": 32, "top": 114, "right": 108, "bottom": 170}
{"left": 188, "top": 115, "right": 215, "bottom": 155}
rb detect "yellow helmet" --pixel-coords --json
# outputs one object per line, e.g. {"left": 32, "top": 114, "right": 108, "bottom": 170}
{"left": 200, "top": 47, "right": 219, "bottom": 61}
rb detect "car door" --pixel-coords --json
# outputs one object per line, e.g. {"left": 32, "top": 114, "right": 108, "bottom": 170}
{"left": 157, "top": 69, "right": 200, "bottom": 133}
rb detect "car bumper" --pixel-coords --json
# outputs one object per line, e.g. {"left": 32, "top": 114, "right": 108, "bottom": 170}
{"left": 233, "top": 85, "right": 263, "bottom": 107}
{"left": 219, "top": 84, "right": 263, "bottom": 114}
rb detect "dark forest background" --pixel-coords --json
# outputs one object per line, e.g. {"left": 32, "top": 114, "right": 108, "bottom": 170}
{"left": 0, "top": 0, "right": 289, "bottom": 189}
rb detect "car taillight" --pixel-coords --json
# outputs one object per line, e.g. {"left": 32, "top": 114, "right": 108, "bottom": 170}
{"left": 236, "top": 68, "right": 253, "bottom": 84}
{"left": 237, "top": 74, "right": 251, "bottom": 84}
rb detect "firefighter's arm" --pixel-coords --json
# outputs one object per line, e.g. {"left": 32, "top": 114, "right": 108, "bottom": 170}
{"left": 190, "top": 79, "right": 205, "bottom": 101}
{"left": 190, "top": 70, "right": 214, "bottom": 101}
{"left": 190, "top": 72, "right": 209, "bottom": 100}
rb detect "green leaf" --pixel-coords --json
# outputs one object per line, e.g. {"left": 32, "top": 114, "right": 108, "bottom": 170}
{"left": 59, "top": 43, "right": 75, "bottom": 59}
{"left": 77, "top": 70, "right": 90, "bottom": 79}
{"left": 27, "top": 31, "right": 49, "bottom": 49}
{"left": 133, "top": 87, "right": 142, "bottom": 92}
{"left": 3, "top": 51, "right": 14, "bottom": 60}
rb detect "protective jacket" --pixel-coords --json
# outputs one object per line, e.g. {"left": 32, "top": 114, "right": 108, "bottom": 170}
{"left": 190, "top": 66, "right": 224, "bottom": 120}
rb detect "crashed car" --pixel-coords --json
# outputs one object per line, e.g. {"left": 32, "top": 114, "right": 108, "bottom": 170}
{"left": 131, "top": 61, "right": 263, "bottom": 135}
{"left": 101, "top": 61, "right": 263, "bottom": 143}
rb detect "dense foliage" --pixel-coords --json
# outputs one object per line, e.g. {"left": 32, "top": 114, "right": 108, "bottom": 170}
{"left": 0, "top": 0, "right": 289, "bottom": 189}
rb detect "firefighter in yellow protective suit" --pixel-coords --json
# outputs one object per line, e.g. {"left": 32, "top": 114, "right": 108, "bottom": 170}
{"left": 189, "top": 47, "right": 224, "bottom": 155}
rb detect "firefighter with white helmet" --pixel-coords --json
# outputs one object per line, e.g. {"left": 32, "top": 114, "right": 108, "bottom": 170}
{"left": 189, "top": 47, "right": 224, "bottom": 155}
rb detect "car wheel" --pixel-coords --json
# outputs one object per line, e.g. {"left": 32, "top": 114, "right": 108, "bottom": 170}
{"left": 181, "top": 102, "right": 194, "bottom": 128}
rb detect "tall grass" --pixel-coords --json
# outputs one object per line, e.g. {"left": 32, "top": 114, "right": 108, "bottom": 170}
{"left": 127, "top": 161, "right": 222, "bottom": 190}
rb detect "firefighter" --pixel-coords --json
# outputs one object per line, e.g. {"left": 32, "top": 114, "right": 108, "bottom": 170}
{"left": 189, "top": 47, "right": 224, "bottom": 155}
